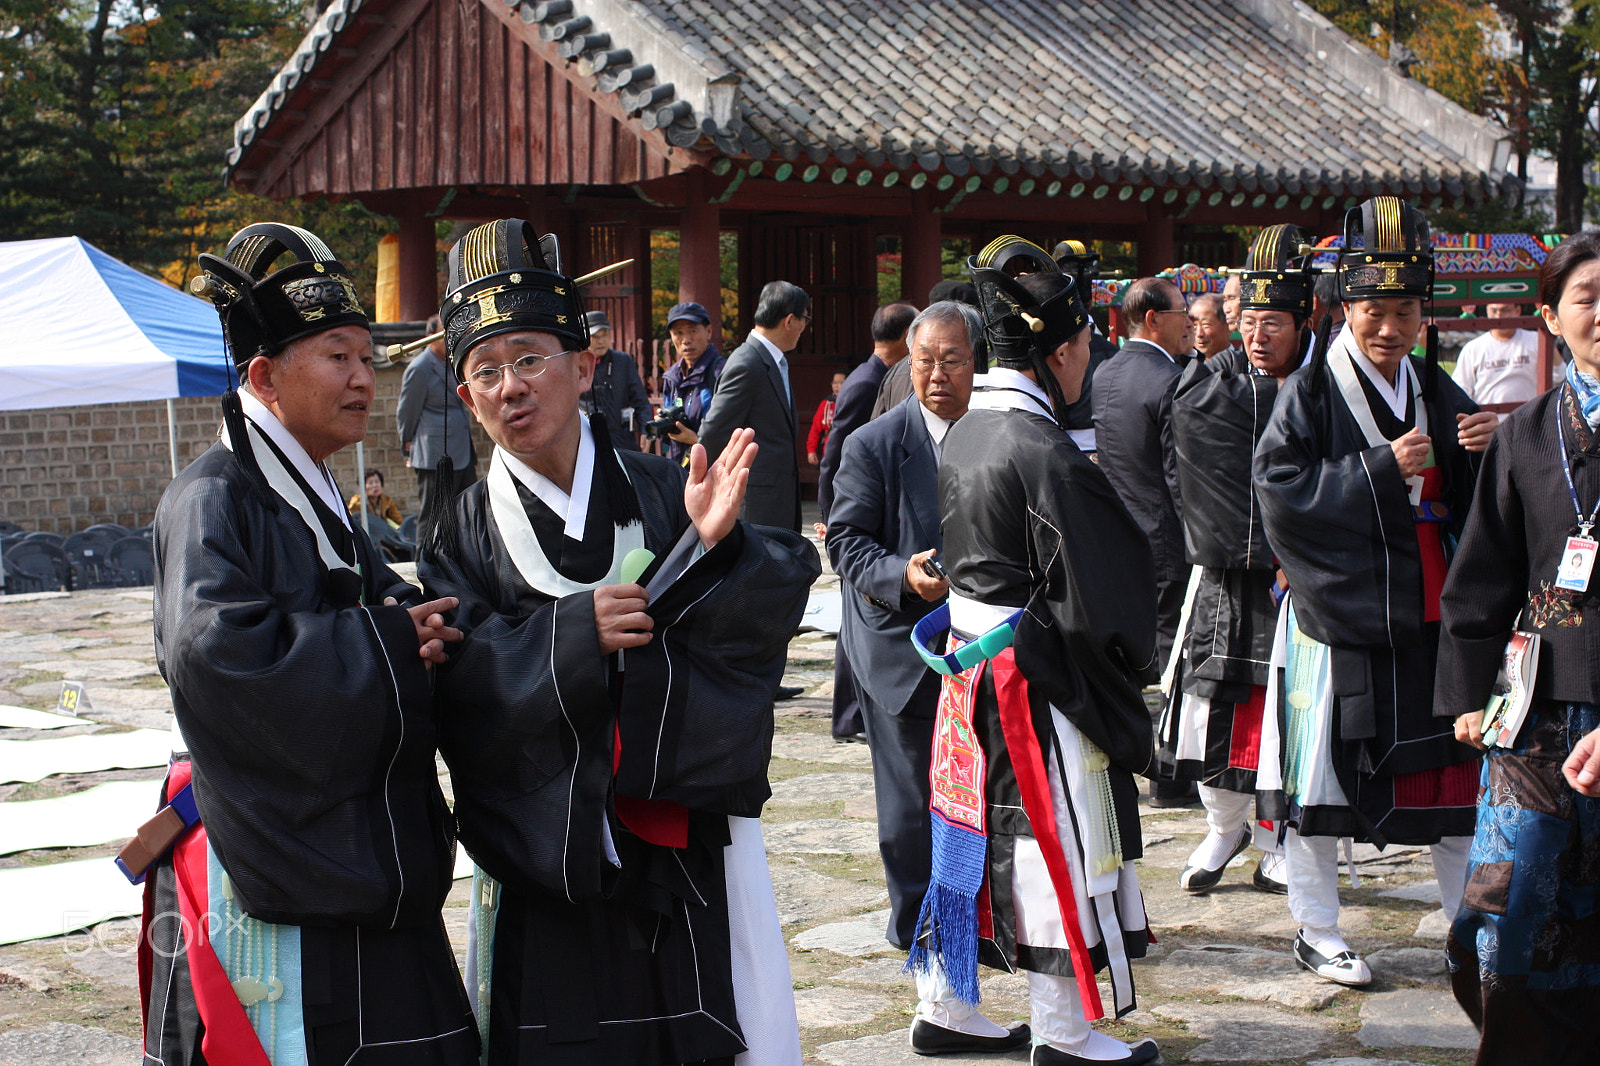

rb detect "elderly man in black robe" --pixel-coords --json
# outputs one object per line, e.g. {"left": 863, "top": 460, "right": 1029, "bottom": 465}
{"left": 1253, "top": 197, "right": 1497, "bottom": 985}
{"left": 913, "top": 237, "right": 1159, "bottom": 1066}
{"left": 418, "top": 220, "right": 819, "bottom": 1066}
{"left": 1157, "top": 224, "right": 1317, "bottom": 898}
{"left": 140, "top": 223, "right": 478, "bottom": 1065}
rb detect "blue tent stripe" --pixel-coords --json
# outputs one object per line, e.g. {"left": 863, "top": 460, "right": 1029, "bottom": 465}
{"left": 80, "top": 241, "right": 230, "bottom": 398}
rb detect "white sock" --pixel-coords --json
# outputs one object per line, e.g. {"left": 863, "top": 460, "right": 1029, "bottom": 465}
{"left": 1047, "top": 1029, "right": 1147, "bottom": 1061}
{"left": 914, "top": 961, "right": 1011, "bottom": 1037}
{"left": 1184, "top": 824, "right": 1249, "bottom": 871}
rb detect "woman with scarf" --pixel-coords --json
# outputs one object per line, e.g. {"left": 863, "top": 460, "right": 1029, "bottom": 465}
{"left": 1438, "top": 230, "right": 1600, "bottom": 1066}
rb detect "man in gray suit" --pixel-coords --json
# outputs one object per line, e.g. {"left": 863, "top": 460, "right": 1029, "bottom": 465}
{"left": 697, "top": 281, "right": 809, "bottom": 531}
{"left": 829, "top": 302, "right": 1025, "bottom": 1054}
{"left": 397, "top": 314, "right": 478, "bottom": 542}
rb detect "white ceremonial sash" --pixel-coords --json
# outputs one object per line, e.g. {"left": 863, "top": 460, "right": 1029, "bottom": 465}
{"left": 1328, "top": 327, "right": 1426, "bottom": 449}
{"left": 1256, "top": 594, "right": 1291, "bottom": 796}
{"left": 221, "top": 417, "right": 355, "bottom": 579}
{"left": 486, "top": 446, "right": 645, "bottom": 598}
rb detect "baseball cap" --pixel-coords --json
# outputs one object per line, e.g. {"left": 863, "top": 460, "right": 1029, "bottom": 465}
{"left": 667, "top": 301, "right": 711, "bottom": 327}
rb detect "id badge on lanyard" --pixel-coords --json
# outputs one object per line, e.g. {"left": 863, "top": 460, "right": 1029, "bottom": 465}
{"left": 1556, "top": 391, "right": 1600, "bottom": 592}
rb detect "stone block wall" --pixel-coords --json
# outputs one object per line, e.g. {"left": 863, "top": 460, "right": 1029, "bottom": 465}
{"left": 0, "top": 364, "right": 496, "bottom": 536}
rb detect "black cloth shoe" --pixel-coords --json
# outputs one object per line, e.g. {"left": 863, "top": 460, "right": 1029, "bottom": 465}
{"left": 910, "top": 1019, "right": 1030, "bottom": 1055}
{"left": 1031, "top": 1037, "right": 1160, "bottom": 1064}
{"left": 1292, "top": 932, "right": 1372, "bottom": 986}
{"left": 1252, "top": 857, "right": 1288, "bottom": 894}
{"left": 1177, "top": 828, "right": 1251, "bottom": 894}
{"left": 775, "top": 685, "right": 805, "bottom": 700}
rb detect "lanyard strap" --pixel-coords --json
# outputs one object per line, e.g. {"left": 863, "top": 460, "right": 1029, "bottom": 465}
{"left": 1557, "top": 385, "right": 1600, "bottom": 537}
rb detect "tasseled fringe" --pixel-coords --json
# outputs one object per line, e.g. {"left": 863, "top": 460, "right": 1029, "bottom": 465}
{"left": 904, "top": 813, "right": 988, "bottom": 1005}
{"left": 1423, "top": 322, "right": 1440, "bottom": 402}
{"left": 221, "top": 389, "right": 279, "bottom": 514}
{"left": 905, "top": 883, "right": 981, "bottom": 1004}
{"left": 1306, "top": 315, "right": 1332, "bottom": 388}
{"left": 418, "top": 454, "right": 458, "bottom": 560}
{"left": 590, "top": 412, "right": 643, "bottom": 528}
{"left": 1080, "top": 735, "right": 1123, "bottom": 876}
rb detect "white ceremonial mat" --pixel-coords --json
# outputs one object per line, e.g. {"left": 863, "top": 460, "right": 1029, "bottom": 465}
{"left": 0, "top": 856, "right": 143, "bottom": 945}
{"left": 0, "top": 728, "right": 171, "bottom": 784}
{"left": 0, "top": 704, "right": 85, "bottom": 730}
{"left": 0, "top": 780, "right": 158, "bottom": 856}
{"left": 799, "top": 589, "right": 842, "bottom": 636}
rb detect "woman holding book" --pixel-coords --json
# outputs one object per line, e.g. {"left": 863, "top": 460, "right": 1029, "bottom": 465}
{"left": 1436, "top": 230, "right": 1600, "bottom": 1066}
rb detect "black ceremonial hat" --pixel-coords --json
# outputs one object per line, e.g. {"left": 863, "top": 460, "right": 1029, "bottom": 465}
{"left": 191, "top": 223, "right": 369, "bottom": 368}
{"left": 1337, "top": 196, "right": 1434, "bottom": 301}
{"left": 1051, "top": 239, "right": 1101, "bottom": 305}
{"left": 441, "top": 219, "right": 588, "bottom": 381}
{"left": 1239, "top": 224, "right": 1315, "bottom": 319}
{"left": 968, "top": 236, "right": 1090, "bottom": 370}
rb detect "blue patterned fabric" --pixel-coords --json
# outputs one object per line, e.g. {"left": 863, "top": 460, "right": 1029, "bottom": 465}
{"left": 1451, "top": 701, "right": 1600, "bottom": 990}
{"left": 1564, "top": 363, "right": 1600, "bottom": 430}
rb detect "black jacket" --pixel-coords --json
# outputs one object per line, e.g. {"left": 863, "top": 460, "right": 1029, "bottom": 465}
{"left": 1091, "top": 338, "right": 1185, "bottom": 578}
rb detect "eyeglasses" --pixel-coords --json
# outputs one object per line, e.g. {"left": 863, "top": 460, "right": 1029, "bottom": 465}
{"left": 911, "top": 357, "right": 973, "bottom": 374}
{"left": 1154, "top": 308, "right": 1189, "bottom": 315}
{"left": 1243, "top": 318, "right": 1293, "bottom": 336}
{"left": 465, "top": 350, "right": 573, "bottom": 392}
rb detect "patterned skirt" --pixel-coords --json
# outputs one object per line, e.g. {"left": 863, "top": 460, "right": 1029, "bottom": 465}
{"left": 1448, "top": 700, "right": 1600, "bottom": 1066}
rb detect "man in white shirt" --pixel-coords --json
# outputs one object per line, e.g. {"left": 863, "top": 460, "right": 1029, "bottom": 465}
{"left": 1452, "top": 301, "right": 1555, "bottom": 409}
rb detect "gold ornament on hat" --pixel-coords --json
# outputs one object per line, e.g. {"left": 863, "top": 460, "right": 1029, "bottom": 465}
{"left": 387, "top": 258, "right": 635, "bottom": 359}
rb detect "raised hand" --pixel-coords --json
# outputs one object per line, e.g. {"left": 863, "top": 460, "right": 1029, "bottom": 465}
{"left": 685, "top": 426, "right": 756, "bottom": 548}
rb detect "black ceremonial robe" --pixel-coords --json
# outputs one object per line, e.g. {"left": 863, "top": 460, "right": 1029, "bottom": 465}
{"left": 1253, "top": 350, "right": 1481, "bottom": 843}
{"left": 939, "top": 382, "right": 1158, "bottom": 977}
{"left": 146, "top": 435, "right": 476, "bottom": 1066}
{"left": 421, "top": 442, "right": 819, "bottom": 1066}
{"left": 1158, "top": 350, "right": 1281, "bottom": 792}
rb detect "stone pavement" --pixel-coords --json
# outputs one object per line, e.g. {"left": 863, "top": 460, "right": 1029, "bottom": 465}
{"left": 0, "top": 541, "right": 1481, "bottom": 1064}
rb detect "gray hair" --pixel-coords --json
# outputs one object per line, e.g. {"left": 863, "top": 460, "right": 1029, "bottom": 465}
{"left": 908, "top": 300, "right": 983, "bottom": 355}
{"left": 1190, "top": 293, "right": 1225, "bottom": 321}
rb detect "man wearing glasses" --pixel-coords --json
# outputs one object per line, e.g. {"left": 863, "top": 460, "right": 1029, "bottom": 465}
{"left": 419, "top": 220, "right": 820, "bottom": 1066}
{"left": 1093, "top": 277, "right": 1194, "bottom": 692}
{"left": 697, "top": 279, "right": 811, "bottom": 531}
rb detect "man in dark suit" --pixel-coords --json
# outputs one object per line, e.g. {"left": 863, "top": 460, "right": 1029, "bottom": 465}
{"left": 818, "top": 301, "right": 918, "bottom": 524}
{"left": 818, "top": 300, "right": 917, "bottom": 740}
{"left": 1092, "top": 277, "right": 1192, "bottom": 674}
{"left": 828, "top": 301, "right": 1023, "bottom": 1053}
{"left": 697, "top": 280, "right": 809, "bottom": 531}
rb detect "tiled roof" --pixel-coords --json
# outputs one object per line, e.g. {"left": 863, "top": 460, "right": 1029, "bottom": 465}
{"left": 228, "top": 0, "right": 1510, "bottom": 202}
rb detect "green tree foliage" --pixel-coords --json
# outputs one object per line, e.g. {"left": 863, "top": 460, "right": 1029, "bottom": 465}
{"left": 0, "top": 1, "right": 393, "bottom": 300}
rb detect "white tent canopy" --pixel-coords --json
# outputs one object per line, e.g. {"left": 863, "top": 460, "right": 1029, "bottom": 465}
{"left": 0, "top": 237, "right": 229, "bottom": 413}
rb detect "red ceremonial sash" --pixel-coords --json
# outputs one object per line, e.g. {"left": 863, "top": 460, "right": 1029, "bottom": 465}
{"left": 1413, "top": 462, "right": 1447, "bottom": 623}
{"left": 612, "top": 731, "right": 690, "bottom": 848}
{"left": 151, "top": 760, "right": 272, "bottom": 1066}
{"left": 988, "top": 649, "right": 1105, "bottom": 1021}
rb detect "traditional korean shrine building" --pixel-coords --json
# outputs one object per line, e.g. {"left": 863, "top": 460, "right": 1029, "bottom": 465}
{"left": 226, "top": 0, "right": 1512, "bottom": 400}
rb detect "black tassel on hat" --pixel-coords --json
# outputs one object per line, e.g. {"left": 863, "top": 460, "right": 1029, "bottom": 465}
{"left": 1305, "top": 315, "right": 1333, "bottom": 397}
{"left": 1424, "top": 322, "right": 1440, "bottom": 403}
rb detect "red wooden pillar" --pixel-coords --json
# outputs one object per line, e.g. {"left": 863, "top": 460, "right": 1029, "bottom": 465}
{"left": 679, "top": 168, "right": 723, "bottom": 346}
{"left": 1136, "top": 210, "right": 1176, "bottom": 278}
{"left": 397, "top": 202, "right": 437, "bottom": 323}
{"left": 903, "top": 187, "right": 941, "bottom": 305}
